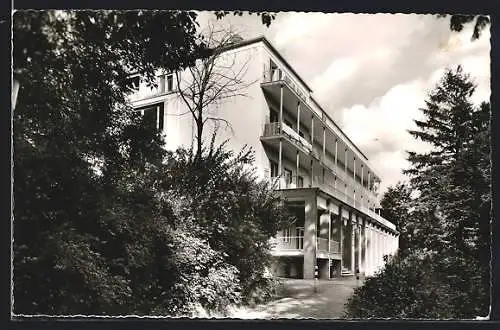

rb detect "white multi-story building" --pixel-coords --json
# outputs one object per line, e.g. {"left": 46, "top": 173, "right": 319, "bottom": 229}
{"left": 127, "top": 36, "right": 399, "bottom": 279}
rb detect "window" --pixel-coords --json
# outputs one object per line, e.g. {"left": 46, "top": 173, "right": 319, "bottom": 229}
{"left": 166, "top": 73, "right": 174, "bottom": 92}
{"left": 137, "top": 102, "right": 165, "bottom": 132}
{"left": 126, "top": 75, "right": 140, "bottom": 92}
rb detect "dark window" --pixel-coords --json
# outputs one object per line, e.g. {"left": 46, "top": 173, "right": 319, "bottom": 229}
{"left": 137, "top": 103, "right": 165, "bottom": 132}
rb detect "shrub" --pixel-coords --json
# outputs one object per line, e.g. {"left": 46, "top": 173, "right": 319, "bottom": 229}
{"left": 343, "top": 253, "right": 456, "bottom": 319}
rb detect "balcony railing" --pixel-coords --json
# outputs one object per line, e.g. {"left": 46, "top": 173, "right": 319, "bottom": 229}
{"left": 271, "top": 236, "right": 304, "bottom": 251}
{"left": 263, "top": 67, "right": 308, "bottom": 102}
{"left": 262, "top": 122, "right": 312, "bottom": 153}
{"left": 270, "top": 174, "right": 395, "bottom": 231}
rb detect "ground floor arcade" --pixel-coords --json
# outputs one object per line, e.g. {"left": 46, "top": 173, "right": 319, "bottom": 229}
{"left": 270, "top": 188, "right": 399, "bottom": 279}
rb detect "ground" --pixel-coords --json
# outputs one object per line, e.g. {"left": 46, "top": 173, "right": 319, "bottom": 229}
{"left": 229, "top": 277, "right": 365, "bottom": 319}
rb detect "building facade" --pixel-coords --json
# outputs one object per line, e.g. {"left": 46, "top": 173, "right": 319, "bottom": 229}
{"left": 127, "top": 36, "right": 399, "bottom": 280}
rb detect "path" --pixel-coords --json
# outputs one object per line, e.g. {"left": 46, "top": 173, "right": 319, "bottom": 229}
{"left": 230, "top": 277, "right": 364, "bottom": 319}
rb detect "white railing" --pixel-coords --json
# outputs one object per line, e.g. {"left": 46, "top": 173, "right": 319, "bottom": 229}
{"left": 262, "top": 122, "right": 312, "bottom": 153}
{"left": 263, "top": 66, "right": 308, "bottom": 102}
{"left": 271, "top": 236, "right": 304, "bottom": 251}
{"left": 282, "top": 122, "right": 313, "bottom": 152}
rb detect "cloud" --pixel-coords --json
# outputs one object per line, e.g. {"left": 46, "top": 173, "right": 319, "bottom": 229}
{"left": 195, "top": 12, "right": 490, "bottom": 194}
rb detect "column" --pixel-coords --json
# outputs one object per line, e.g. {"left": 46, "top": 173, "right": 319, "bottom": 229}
{"left": 296, "top": 102, "right": 301, "bottom": 134}
{"left": 303, "top": 195, "right": 317, "bottom": 279}
{"left": 345, "top": 148, "right": 348, "bottom": 173}
{"left": 361, "top": 165, "right": 364, "bottom": 207}
{"left": 279, "top": 84, "right": 283, "bottom": 133}
{"left": 358, "top": 220, "right": 362, "bottom": 275}
{"left": 340, "top": 207, "right": 343, "bottom": 272}
{"left": 335, "top": 139, "right": 338, "bottom": 168}
{"left": 367, "top": 224, "right": 372, "bottom": 276}
{"left": 296, "top": 150, "right": 299, "bottom": 187}
{"left": 363, "top": 220, "right": 367, "bottom": 275}
{"left": 311, "top": 116, "right": 314, "bottom": 145}
{"left": 278, "top": 139, "right": 282, "bottom": 189}
{"left": 322, "top": 126, "right": 326, "bottom": 160}
{"left": 351, "top": 213, "right": 355, "bottom": 274}
{"left": 374, "top": 227, "right": 379, "bottom": 272}
{"left": 310, "top": 159, "right": 314, "bottom": 186}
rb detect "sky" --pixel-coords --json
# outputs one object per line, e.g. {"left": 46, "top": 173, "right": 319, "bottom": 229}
{"left": 196, "top": 12, "right": 491, "bottom": 194}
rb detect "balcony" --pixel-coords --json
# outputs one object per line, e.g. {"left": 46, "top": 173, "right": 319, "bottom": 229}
{"left": 262, "top": 122, "right": 312, "bottom": 153}
{"left": 272, "top": 174, "right": 395, "bottom": 231}
{"left": 270, "top": 235, "right": 342, "bottom": 257}
{"left": 263, "top": 67, "right": 308, "bottom": 104}
{"left": 271, "top": 236, "right": 304, "bottom": 256}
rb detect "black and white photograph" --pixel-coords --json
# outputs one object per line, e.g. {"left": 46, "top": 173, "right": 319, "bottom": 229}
{"left": 11, "top": 9, "right": 492, "bottom": 320}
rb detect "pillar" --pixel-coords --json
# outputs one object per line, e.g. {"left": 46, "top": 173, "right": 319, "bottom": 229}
{"left": 340, "top": 207, "right": 344, "bottom": 272}
{"left": 311, "top": 116, "right": 314, "bottom": 145}
{"left": 351, "top": 213, "right": 355, "bottom": 274}
{"left": 297, "top": 102, "right": 301, "bottom": 134}
{"left": 278, "top": 139, "right": 282, "bottom": 188}
{"left": 357, "top": 220, "right": 362, "bottom": 275}
{"left": 322, "top": 126, "right": 326, "bottom": 160}
{"left": 303, "top": 195, "right": 317, "bottom": 279}
{"left": 279, "top": 84, "right": 283, "bottom": 134}
{"left": 296, "top": 150, "right": 299, "bottom": 186}
{"left": 335, "top": 139, "right": 338, "bottom": 168}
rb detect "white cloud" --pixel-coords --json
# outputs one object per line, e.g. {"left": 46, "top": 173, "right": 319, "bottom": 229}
{"left": 196, "top": 12, "right": 490, "bottom": 194}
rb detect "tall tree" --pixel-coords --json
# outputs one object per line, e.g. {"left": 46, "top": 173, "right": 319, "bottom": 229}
{"left": 405, "top": 65, "right": 490, "bottom": 316}
{"left": 175, "top": 24, "right": 256, "bottom": 159}
{"left": 345, "top": 66, "right": 490, "bottom": 319}
{"left": 13, "top": 9, "right": 280, "bottom": 315}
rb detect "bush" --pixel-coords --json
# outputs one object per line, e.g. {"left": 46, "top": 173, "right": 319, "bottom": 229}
{"left": 343, "top": 253, "right": 455, "bottom": 319}
{"left": 162, "top": 142, "right": 293, "bottom": 305}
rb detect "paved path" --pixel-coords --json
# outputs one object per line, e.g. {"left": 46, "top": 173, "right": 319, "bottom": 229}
{"left": 230, "top": 277, "right": 364, "bottom": 319}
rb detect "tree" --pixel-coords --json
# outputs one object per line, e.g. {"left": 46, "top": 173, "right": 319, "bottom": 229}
{"left": 162, "top": 138, "right": 294, "bottom": 305}
{"left": 345, "top": 66, "right": 490, "bottom": 318}
{"left": 13, "top": 10, "right": 281, "bottom": 315}
{"left": 12, "top": 9, "right": 208, "bottom": 315}
{"left": 438, "top": 14, "right": 490, "bottom": 40}
{"left": 380, "top": 182, "right": 412, "bottom": 255}
{"left": 406, "top": 65, "right": 490, "bottom": 317}
{"left": 175, "top": 24, "right": 256, "bottom": 159}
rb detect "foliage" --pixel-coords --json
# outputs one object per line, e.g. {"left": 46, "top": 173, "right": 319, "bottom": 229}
{"left": 13, "top": 9, "right": 280, "bottom": 316}
{"left": 344, "top": 253, "right": 455, "bottom": 319}
{"left": 345, "top": 66, "right": 490, "bottom": 319}
{"left": 438, "top": 14, "right": 490, "bottom": 40}
{"left": 215, "top": 11, "right": 276, "bottom": 27}
{"left": 162, "top": 139, "right": 294, "bottom": 305}
{"left": 380, "top": 182, "right": 412, "bottom": 255}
